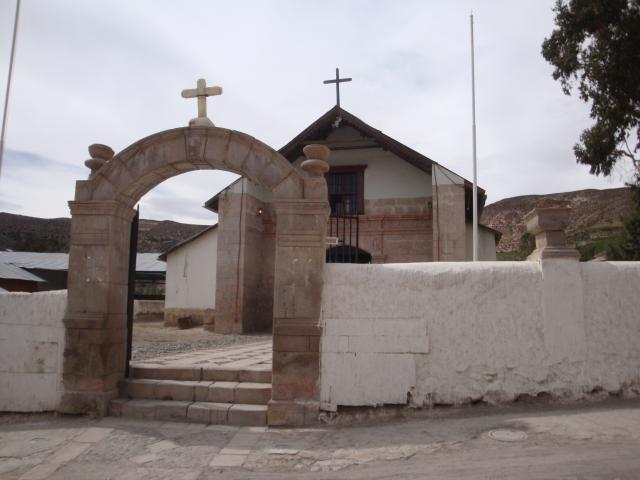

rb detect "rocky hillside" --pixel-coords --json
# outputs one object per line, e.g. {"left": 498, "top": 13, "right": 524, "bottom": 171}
{"left": 481, "top": 187, "right": 633, "bottom": 252}
{"left": 0, "top": 212, "right": 208, "bottom": 253}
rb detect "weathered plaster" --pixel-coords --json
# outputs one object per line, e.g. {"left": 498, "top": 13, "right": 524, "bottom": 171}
{"left": 0, "top": 291, "right": 67, "bottom": 411}
{"left": 320, "top": 261, "right": 640, "bottom": 411}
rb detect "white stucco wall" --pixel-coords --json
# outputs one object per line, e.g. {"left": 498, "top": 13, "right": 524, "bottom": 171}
{"left": 465, "top": 224, "right": 498, "bottom": 261}
{"left": 320, "top": 261, "right": 640, "bottom": 411}
{"left": 0, "top": 290, "right": 67, "bottom": 412}
{"left": 293, "top": 125, "right": 433, "bottom": 199}
{"left": 165, "top": 227, "right": 218, "bottom": 309}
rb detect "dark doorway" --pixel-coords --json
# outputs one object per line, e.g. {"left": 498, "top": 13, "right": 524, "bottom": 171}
{"left": 326, "top": 245, "right": 372, "bottom": 264}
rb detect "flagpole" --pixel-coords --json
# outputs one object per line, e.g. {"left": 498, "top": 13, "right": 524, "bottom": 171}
{"left": 0, "top": 0, "right": 21, "bottom": 180}
{"left": 470, "top": 11, "right": 478, "bottom": 261}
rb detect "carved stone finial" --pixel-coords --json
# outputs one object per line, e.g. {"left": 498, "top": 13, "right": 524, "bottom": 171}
{"left": 84, "top": 143, "right": 114, "bottom": 178}
{"left": 301, "top": 144, "right": 330, "bottom": 177}
{"left": 524, "top": 207, "right": 580, "bottom": 260}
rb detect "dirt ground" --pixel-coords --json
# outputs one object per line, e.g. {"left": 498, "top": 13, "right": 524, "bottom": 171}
{"left": 131, "top": 320, "right": 270, "bottom": 361}
{"left": 2, "top": 400, "right": 640, "bottom": 479}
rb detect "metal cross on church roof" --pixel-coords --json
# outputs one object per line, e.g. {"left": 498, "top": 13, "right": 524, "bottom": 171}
{"left": 323, "top": 68, "right": 352, "bottom": 108}
{"left": 181, "top": 78, "right": 222, "bottom": 127}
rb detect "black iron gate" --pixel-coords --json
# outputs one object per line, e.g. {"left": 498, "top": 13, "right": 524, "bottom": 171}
{"left": 326, "top": 214, "right": 367, "bottom": 263}
{"left": 125, "top": 206, "right": 139, "bottom": 377}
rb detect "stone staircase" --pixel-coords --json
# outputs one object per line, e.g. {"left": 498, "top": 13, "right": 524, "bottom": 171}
{"left": 109, "top": 345, "right": 272, "bottom": 426}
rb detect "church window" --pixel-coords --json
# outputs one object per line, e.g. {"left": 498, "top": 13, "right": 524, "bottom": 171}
{"left": 326, "top": 165, "right": 365, "bottom": 215}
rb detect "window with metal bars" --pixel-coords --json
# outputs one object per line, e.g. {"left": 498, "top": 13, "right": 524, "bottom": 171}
{"left": 325, "top": 165, "right": 365, "bottom": 215}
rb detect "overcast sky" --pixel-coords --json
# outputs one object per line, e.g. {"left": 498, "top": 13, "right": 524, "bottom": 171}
{"left": 0, "top": 0, "right": 630, "bottom": 224}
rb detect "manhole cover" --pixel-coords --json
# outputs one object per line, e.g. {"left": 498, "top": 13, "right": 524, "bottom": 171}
{"left": 487, "top": 429, "right": 528, "bottom": 442}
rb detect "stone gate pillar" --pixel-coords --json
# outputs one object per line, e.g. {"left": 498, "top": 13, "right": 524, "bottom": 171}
{"left": 525, "top": 207, "right": 586, "bottom": 368}
{"left": 268, "top": 145, "right": 330, "bottom": 426}
{"left": 432, "top": 164, "right": 466, "bottom": 261}
{"left": 60, "top": 199, "right": 135, "bottom": 415}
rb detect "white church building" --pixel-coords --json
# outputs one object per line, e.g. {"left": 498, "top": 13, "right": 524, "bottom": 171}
{"left": 160, "top": 106, "right": 500, "bottom": 331}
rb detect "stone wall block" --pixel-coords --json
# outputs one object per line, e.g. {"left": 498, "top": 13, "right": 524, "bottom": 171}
{"left": 69, "top": 214, "right": 109, "bottom": 239}
{"left": 74, "top": 180, "right": 92, "bottom": 201}
{"left": 274, "top": 247, "right": 325, "bottom": 320}
{"left": 123, "top": 136, "right": 187, "bottom": 181}
{"left": 184, "top": 129, "right": 208, "bottom": 165}
{"left": 302, "top": 177, "right": 327, "bottom": 201}
{"left": 273, "top": 335, "right": 310, "bottom": 352}
{"left": 66, "top": 281, "right": 110, "bottom": 314}
{"left": 202, "top": 128, "right": 232, "bottom": 168}
{"left": 88, "top": 174, "right": 117, "bottom": 201}
{"left": 272, "top": 352, "right": 320, "bottom": 401}
{"left": 221, "top": 131, "right": 252, "bottom": 173}
{"left": 101, "top": 158, "right": 135, "bottom": 194}
{"left": 170, "top": 161, "right": 199, "bottom": 173}
{"left": 274, "top": 174, "right": 304, "bottom": 199}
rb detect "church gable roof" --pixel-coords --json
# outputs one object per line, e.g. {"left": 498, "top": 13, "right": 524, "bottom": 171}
{"left": 158, "top": 224, "right": 218, "bottom": 261}
{"left": 279, "top": 105, "right": 436, "bottom": 176}
{"left": 204, "top": 105, "right": 486, "bottom": 217}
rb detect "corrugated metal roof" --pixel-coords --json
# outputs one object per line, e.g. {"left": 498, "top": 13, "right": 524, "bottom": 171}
{"left": 136, "top": 253, "right": 166, "bottom": 272}
{"left": 0, "top": 251, "right": 165, "bottom": 273}
{"left": 0, "top": 263, "right": 45, "bottom": 282}
{"left": 0, "top": 252, "right": 69, "bottom": 270}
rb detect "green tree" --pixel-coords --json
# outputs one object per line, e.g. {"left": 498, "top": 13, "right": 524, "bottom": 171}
{"left": 606, "top": 181, "right": 640, "bottom": 260}
{"left": 542, "top": 0, "right": 640, "bottom": 259}
{"left": 542, "top": 0, "right": 640, "bottom": 177}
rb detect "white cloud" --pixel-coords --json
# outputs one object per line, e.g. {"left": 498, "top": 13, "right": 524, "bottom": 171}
{"left": 0, "top": 0, "right": 628, "bottom": 222}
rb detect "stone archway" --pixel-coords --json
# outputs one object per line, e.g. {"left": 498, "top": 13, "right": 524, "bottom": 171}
{"left": 61, "top": 126, "right": 330, "bottom": 426}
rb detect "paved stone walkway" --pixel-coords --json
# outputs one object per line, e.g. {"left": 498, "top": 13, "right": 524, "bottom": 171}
{"left": 1, "top": 400, "right": 640, "bottom": 479}
{"left": 131, "top": 340, "right": 272, "bottom": 371}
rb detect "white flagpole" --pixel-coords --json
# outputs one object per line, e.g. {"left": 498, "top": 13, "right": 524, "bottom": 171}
{"left": 470, "top": 11, "right": 478, "bottom": 261}
{"left": 0, "top": 0, "right": 21, "bottom": 181}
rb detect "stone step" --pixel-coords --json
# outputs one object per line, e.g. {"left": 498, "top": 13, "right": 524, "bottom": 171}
{"left": 130, "top": 365, "right": 271, "bottom": 383}
{"left": 109, "top": 398, "right": 267, "bottom": 426}
{"left": 120, "top": 379, "right": 272, "bottom": 405}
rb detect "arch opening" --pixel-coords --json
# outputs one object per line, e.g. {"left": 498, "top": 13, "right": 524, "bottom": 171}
{"left": 62, "top": 126, "right": 330, "bottom": 426}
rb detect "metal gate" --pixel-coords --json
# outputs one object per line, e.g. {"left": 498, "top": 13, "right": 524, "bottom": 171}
{"left": 326, "top": 214, "right": 364, "bottom": 263}
{"left": 125, "top": 207, "right": 139, "bottom": 377}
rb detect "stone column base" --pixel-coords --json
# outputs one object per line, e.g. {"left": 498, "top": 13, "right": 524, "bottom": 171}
{"left": 267, "top": 400, "right": 320, "bottom": 426}
{"left": 59, "top": 389, "right": 118, "bottom": 417}
{"left": 527, "top": 247, "right": 580, "bottom": 261}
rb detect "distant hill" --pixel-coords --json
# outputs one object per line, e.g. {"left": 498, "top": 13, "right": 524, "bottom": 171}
{"left": 2, "top": 187, "right": 633, "bottom": 257}
{"left": 0, "top": 212, "right": 208, "bottom": 253}
{"left": 481, "top": 187, "right": 633, "bottom": 253}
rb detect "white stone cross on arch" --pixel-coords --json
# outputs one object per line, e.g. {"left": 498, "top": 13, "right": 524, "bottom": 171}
{"left": 181, "top": 78, "right": 223, "bottom": 127}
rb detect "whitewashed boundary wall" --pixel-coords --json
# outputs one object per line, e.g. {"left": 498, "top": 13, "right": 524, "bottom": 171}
{"left": 320, "top": 261, "right": 640, "bottom": 411}
{"left": 0, "top": 291, "right": 67, "bottom": 411}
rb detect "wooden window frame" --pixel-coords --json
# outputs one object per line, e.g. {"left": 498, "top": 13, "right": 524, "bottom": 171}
{"left": 325, "top": 165, "right": 366, "bottom": 215}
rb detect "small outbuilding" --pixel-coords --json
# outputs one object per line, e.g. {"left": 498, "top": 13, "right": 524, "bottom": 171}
{"left": 158, "top": 225, "right": 218, "bottom": 327}
{"left": 0, "top": 262, "right": 45, "bottom": 292}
